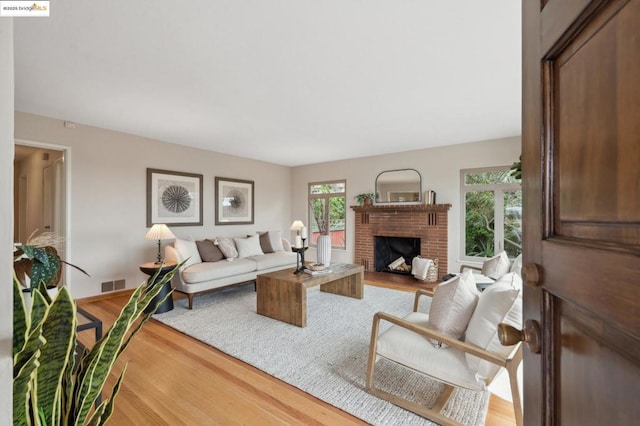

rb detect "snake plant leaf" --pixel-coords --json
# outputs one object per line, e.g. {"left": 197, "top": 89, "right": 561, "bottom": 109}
{"left": 36, "top": 286, "right": 76, "bottom": 426}
{"left": 13, "top": 278, "right": 28, "bottom": 358}
{"left": 71, "top": 271, "right": 174, "bottom": 425}
{"left": 13, "top": 316, "right": 45, "bottom": 426}
{"left": 86, "top": 366, "right": 127, "bottom": 426}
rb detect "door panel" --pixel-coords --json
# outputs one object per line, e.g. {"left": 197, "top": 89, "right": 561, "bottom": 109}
{"left": 523, "top": 0, "right": 640, "bottom": 424}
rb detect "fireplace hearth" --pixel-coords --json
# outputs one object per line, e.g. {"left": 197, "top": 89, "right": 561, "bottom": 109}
{"left": 375, "top": 236, "right": 420, "bottom": 275}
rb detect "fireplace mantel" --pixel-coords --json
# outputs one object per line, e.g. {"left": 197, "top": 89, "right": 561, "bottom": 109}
{"left": 351, "top": 204, "right": 452, "bottom": 213}
{"left": 352, "top": 203, "right": 451, "bottom": 275}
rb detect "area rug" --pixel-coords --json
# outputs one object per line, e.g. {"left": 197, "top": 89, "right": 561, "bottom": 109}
{"left": 154, "top": 284, "right": 490, "bottom": 425}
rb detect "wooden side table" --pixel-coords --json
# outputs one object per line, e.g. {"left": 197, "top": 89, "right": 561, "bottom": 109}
{"left": 139, "top": 261, "right": 177, "bottom": 314}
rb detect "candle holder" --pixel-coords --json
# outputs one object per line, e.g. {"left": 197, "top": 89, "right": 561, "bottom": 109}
{"left": 292, "top": 246, "right": 308, "bottom": 274}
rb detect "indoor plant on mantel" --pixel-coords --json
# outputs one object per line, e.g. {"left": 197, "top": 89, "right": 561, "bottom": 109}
{"left": 354, "top": 193, "right": 376, "bottom": 207}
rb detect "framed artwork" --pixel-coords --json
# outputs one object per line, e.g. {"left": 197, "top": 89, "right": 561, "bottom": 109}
{"left": 215, "top": 177, "right": 254, "bottom": 225}
{"left": 147, "top": 168, "right": 203, "bottom": 227}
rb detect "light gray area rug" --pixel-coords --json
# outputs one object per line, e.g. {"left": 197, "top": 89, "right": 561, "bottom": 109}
{"left": 155, "top": 284, "right": 489, "bottom": 425}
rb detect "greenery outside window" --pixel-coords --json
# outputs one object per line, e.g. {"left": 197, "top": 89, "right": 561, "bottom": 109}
{"left": 461, "top": 167, "right": 521, "bottom": 261}
{"left": 308, "top": 180, "right": 346, "bottom": 249}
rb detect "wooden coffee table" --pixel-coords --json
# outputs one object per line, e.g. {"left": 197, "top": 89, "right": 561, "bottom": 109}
{"left": 256, "top": 263, "right": 364, "bottom": 327}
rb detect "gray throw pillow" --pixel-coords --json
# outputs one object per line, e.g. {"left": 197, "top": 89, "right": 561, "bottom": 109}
{"left": 195, "top": 240, "right": 225, "bottom": 262}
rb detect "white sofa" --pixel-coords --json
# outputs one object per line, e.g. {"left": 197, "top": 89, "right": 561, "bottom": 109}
{"left": 164, "top": 233, "right": 297, "bottom": 309}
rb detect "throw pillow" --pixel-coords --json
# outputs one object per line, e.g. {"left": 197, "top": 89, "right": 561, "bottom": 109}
{"left": 465, "top": 272, "right": 523, "bottom": 380}
{"left": 259, "top": 230, "right": 284, "bottom": 253}
{"left": 234, "top": 234, "right": 264, "bottom": 258}
{"left": 174, "top": 238, "right": 201, "bottom": 268}
{"left": 427, "top": 270, "right": 480, "bottom": 348}
{"left": 481, "top": 251, "right": 511, "bottom": 280}
{"left": 195, "top": 239, "right": 225, "bottom": 262}
{"left": 215, "top": 237, "right": 238, "bottom": 259}
{"left": 510, "top": 253, "right": 523, "bottom": 276}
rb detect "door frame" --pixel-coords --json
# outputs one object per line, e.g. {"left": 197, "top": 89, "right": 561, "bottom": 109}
{"left": 14, "top": 138, "right": 73, "bottom": 289}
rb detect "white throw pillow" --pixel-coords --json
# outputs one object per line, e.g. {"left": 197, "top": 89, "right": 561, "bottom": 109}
{"left": 215, "top": 237, "right": 238, "bottom": 259}
{"left": 465, "top": 272, "right": 523, "bottom": 380}
{"left": 510, "top": 253, "right": 523, "bottom": 277}
{"left": 174, "top": 238, "right": 201, "bottom": 268}
{"left": 481, "top": 251, "right": 511, "bottom": 280}
{"left": 259, "top": 230, "right": 284, "bottom": 253}
{"left": 234, "top": 234, "right": 264, "bottom": 258}
{"left": 411, "top": 256, "right": 433, "bottom": 281}
{"left": 427, "top": 270, "right": 479, "bottom": 348}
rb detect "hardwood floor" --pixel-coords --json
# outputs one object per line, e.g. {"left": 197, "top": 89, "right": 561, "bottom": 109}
{"left": 77, "top": 273, "right": 516, "bottom": 425}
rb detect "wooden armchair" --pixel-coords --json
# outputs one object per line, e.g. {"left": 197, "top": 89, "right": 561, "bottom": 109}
{"left": 365, "top": 288, "right": 523, "bottom": 426}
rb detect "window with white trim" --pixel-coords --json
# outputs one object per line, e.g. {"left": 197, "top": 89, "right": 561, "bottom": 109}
{"left": 308, "top": 180, "right": 346, "bottom": 249}
{"left": 460, "top": 167, "right": 522, "bottom": 261}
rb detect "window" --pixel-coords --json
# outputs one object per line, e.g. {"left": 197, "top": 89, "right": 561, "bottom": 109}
{"left": 308, "top": 180, "right": 346, "bottom": 249}
{"left": 461, "top": 167, "right": 521, "bottom": 261}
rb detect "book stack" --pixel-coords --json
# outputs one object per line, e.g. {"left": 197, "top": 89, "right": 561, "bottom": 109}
{"left": 304, "top": 264, "right": 332, "bottom": 275}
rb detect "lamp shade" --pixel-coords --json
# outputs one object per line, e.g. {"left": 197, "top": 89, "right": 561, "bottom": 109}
{"left": 290, "top": 220, "right": 305, "bottom": 231}
{"left": 145, "top": 224, "right": 175, "bottom": 241}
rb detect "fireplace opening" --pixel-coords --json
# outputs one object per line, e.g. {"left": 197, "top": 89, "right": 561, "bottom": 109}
{"left": 374, "top": 236, "right": 421, "bottom": 275}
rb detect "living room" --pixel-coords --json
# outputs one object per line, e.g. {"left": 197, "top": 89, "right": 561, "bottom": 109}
{"left": 2, "top": 1, "right": 526, "bottom": 423}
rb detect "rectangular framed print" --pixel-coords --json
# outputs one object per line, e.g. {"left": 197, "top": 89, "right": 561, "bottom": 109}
{"left": 147, "top": 168, "right": 203, "bottom": 226}
{"left": 215, "top": 177, "right": 254, "bottom": 225}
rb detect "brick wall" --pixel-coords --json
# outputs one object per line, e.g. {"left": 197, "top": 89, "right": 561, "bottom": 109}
{"left": 352, "top": 204, "right": 451, "bottom": 275}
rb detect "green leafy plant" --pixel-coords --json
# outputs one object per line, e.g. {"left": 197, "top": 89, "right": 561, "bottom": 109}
{"left": 14, "top": 232, "right": 89, "bottom": 290}
{"left": 509, "top": 155, "right": 522, "bottom": 180}
{"left": 13, "top": 265, "right": 178, "bottom": 425}
{"left": 354, "top": 193, "right": 375, "bottom": 206}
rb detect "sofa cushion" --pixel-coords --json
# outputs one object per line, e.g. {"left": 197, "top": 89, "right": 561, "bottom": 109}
{"left": 427, "top": 270, "right": 479, "bottom": 347}
{"left": 174, "top": 238, "right": 201, "bottom": 268}
{"left": 234, "top": 234, "right": 264, "bottom": 258}
{"left": 259, "top": 230, "right": 284, "bottom": 253}
{"left": 215, "top": 237, "right": 238, "bottom": 259}
{"left": 481, "top": 251, "right": 511, "bottom": 280}
{"left": 196, "top": 239, "right": 225, "bottom": 262}
{"left": 249, "top": 251, "right": 297, "bottom": 270}
{"left": 376, "top": 311, "right": 485, "bottom": 392}
{"left": 181, "top": 258, "right": 257, "bottom": 283}
{"left": 465, "top": 272, "right": 523, "bottom": 380}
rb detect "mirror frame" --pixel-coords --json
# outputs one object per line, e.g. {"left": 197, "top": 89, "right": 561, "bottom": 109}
{"left": 375, "top": 168, "right": 422, "bottom": 204}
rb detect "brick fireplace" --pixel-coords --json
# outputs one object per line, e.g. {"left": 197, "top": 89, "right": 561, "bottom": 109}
{"left": 351, "top": 204, "right": 451, "bottom": 276}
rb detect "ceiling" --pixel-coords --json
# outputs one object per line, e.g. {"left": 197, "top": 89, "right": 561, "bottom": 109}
{"left": 13, "top": 1, "right": 521, "bottom": 167}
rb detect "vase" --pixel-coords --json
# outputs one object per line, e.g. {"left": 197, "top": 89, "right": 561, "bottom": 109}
{"left": 316, "top": 234, "right": 332, "bottom": 266}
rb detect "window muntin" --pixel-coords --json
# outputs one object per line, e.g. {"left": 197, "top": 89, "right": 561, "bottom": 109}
{"left": 308, "top": 180, "right": 346, "bottom": 249}
{"left": 461, "top": 167, "right": 521, "bottom": 261}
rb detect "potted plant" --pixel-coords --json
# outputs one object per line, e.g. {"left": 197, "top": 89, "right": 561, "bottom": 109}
{"left": 355, "top": 193, "right": 375, "bottom": 206}
{"left": 14, "top": 231, "right": 89, "bottom": 291}
{"left": 13, "top": 260, "right": 180, "bottom": 425}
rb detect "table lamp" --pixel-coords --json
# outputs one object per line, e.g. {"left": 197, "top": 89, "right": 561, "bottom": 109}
{"left": 290, "top": 220, "right": 305, "bottom": 248}
{"left": 145, "top": 224, "right": 176, "bottom": 264}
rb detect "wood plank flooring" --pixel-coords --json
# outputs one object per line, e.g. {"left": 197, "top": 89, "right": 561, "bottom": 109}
{"left": 77, "top": 272, "right": 516, "bottom": 425}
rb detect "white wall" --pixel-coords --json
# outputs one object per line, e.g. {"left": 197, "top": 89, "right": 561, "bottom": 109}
{"left": 1, "top": 18, "right": 14, "bottom": 425}
{"left": 15, "top": 112, "right": 292, "bottom": 299}
{"left": 291, "top": 136, "right": 521, "bottom": 272}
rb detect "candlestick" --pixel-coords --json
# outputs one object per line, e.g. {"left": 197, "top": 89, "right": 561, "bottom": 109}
{"left": 295, "top": 236, "right": 302, "bottom": 248}
{"left": 301, "top": 226, "right": 308, "bottom": 239}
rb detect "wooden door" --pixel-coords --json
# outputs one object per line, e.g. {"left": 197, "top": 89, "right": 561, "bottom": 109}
{"left": 522, "top": 0, "right": 640, "bottom": 424}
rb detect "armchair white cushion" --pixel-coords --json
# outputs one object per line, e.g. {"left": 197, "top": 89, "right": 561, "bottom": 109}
{"left": 481, "top": 251, "right": 511, "bottom": 279}
{"left": 426, "top": 270, "right": 479, "bottom": 347}
{"left": 465, "top": 272, "right": 523, "bottom": 380}
{"left": 366, "top": 286, "right": 523, "bottom": 426}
